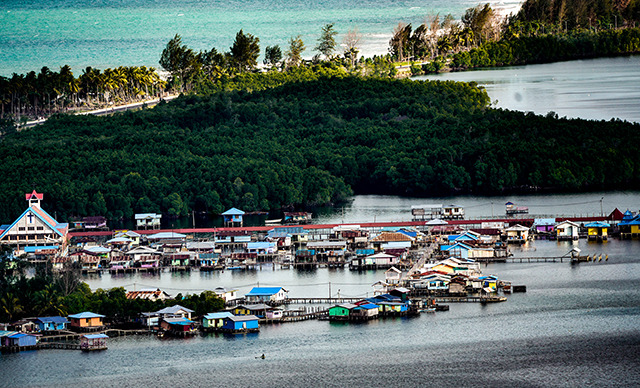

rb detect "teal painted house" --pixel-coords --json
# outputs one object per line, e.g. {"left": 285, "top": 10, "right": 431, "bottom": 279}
{"left": 222, "top": 208, "right": 245, "bottom": 227}
{"left": 33, "top": 316, "right": 69, "bottom": 332}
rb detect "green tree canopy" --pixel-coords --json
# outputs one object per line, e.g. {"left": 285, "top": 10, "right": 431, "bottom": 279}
{"left": 264, "top": 45, "right": 283, "bottom": 68}
{"left": 315, "top": 23, "right": 338, "bottom": 59}
{"left": 229, "top": 30, "right": 261, "bottom": 72}
{"left": 286, "top": 35, "right": 306, "bottom": 68}
{"left": 159, "top": 34, "right": 198, "bottom": 89}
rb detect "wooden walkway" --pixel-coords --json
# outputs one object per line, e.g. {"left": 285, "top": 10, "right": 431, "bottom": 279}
{"left": 261, "top": 310, "right": 328, "bottom": 324}
{"left": 432, "top": 296, "right": 507, "bottom": 303}
{"left": 284, "top": 297, "right": 362, "bottom": 304}
{"left": 38, "top": 342, "right": 82, "bottom": 350}
{"left": 476, "top": 256, "right": 568, "bottom": 263}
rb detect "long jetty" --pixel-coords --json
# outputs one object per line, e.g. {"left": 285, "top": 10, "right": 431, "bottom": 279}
{"left": 69, "top": 215, "right": 610, "bottom": 238}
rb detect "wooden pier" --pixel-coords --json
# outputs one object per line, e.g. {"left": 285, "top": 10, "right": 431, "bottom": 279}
{"left": 283, "top": 297, "right": 364, "bottom": 304}
{"left": 261, "top": 310, "right": 328, "bottom": 324}
{"left": 431, "top": 295, "right": 507, "bottom": 303}
{"left": 476, "top": 256, "right": 568, "bottom": 263}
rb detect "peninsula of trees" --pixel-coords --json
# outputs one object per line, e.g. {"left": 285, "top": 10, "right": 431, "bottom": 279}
{"left": 0, "top": 72, "right": 638, "bottom": 222}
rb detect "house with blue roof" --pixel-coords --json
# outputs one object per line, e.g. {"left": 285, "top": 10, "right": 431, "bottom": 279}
{"left": 446, "top": 231, "right": 480, "bottom": 243}
{"left": 80, "top": 333, "right": 109, "bottom": 351}
{"left": 160, "top": 317, "right": 197, "bottom": 336}
{"left": 245, "top": 287, "right": 288, "bottom": 304}
{"left": 0, "top": 191, "right": 69, "bottom": 257}
{"left": 33, "top": 316, "right": 69, "bottom": 332}
{"left": 585, "top": 221, "right": 610, "bottom": 241}
{"left": 221, "top": 315, "right": 259, "bottom": 333}
{"left": 1, "top": 332, "right": 37, "bottom": 348}
{"left": 202, "top": 312, "right": 235, "bottom": 331}
{"left": 247, "top": 242, "right": 276, "bottom": 255}
{"left": 533, "top": 218, "right": 556, "bottom": 233}
{"left": 68, "top": 312, "right": 105, "bottom": 331}
{"left": 376, "top": 301, "right": 410, "bottom": 315}
{"left": 619, "top": 211, "right": 640, "bottom": 238}
{"left": 135, "top": 213, "right": 161, "bottom": 229}
{"left": 352, "top": 303, "right": 379, "bottom": 320}
{"left": 222, "top": 208, "right": 245, "bottom": 227}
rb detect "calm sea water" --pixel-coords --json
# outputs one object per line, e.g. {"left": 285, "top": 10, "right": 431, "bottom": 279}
{"left": 0, "top": 0, "right": 522, "bottom": 76}
{"left": 2, "top": 238, "right": 639, "bottom": 386}
{"left": 418, "top": 55, "right": 640, "bottom": 123}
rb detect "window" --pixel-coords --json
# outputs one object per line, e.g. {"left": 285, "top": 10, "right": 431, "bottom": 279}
{"left": 27, "top": 227, "right": 35, "bottom": 231}
{"left": 18, "top": 227, "right": 25, "bottom": 231}
{"left": 37, "top": 226, "right": 44, "bottom": 231}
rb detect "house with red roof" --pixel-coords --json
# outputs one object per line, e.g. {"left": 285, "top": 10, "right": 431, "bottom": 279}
{"left": 0, "top": 191, "right": 68, "bottom": 257}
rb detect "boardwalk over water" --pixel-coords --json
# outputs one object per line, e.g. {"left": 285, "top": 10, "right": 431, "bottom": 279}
{"left": 69, "top": 215, "right": 611, "bottom": 238}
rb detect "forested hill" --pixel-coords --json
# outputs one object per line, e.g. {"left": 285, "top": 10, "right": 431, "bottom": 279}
{"left": 0, "top": 76, "right": 638, "bottom": 221}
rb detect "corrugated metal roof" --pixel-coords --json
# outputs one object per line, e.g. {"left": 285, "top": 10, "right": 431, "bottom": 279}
{"left": 82, "top": 333, "right": 109, "bottom": 339}
{"left": 246, "top": 287, "right": 285, "bottom": 296}
{"left": 155, "top": 305, "right": 194, "bottom": 314}
{"left": 222, "top": 208, "right": 245, "bottom": 215}
{"left": 355, "top": 303, "right": 379, "bottom": 309}
{"left": 68, "top": 312, "right": 105, "bottom": 319}
{"left": 227, "top": 315, "right": 258, "bottom": 322}
{"left": 35, "top": 316, "right": 69, "bottom": 324}
{"left": 204, "top": 312, "right": 234, "bottom": 320}
{"left": 24, "top": 245, "right": 59, "bottom": 253}
{"left": 585, "top": 221, "right": 610, "bottom": 227}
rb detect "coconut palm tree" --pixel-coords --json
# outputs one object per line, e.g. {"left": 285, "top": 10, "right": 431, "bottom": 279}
{"left": 0, "top": 292, "right": 24, "bottom": 322}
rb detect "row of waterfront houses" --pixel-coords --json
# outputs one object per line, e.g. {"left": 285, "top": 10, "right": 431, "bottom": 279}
{"left": 2, "top": 192, "right": 637, "bottom": 273}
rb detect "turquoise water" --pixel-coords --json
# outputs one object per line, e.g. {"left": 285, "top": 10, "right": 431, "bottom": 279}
{"left": 0, "top": 0, "right": 522, "bottom": 76}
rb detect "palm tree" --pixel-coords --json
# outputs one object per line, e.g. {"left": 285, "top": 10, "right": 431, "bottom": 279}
{"left": 1, "top": 292, "right": 24, "bottom": 322}
{"left": 34, "top": 284, "right": 66, "bottom": 316}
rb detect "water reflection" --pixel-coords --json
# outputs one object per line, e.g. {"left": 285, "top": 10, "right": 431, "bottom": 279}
{"left": 417, "top": 55, "right": 640, "bottom": 123}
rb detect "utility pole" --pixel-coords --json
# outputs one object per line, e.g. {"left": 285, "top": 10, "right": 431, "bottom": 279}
{"left": 600, "top": 197, "right": 604, "bottom": 217}
{"left": 329, "top": 282, "right": 331, "bottom": 300}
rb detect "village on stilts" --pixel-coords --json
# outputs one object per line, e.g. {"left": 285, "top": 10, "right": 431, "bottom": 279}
{"left": 1, "top": 192, "right": 637, "bottom": 353}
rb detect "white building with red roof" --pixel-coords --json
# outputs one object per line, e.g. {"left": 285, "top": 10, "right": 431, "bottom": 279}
{"left": 0, "top": 191, "right": 69, "bottom": 257}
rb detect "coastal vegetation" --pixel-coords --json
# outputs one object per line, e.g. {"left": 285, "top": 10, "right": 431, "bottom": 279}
{"left": 3, "top": 0, "right": 639, "bottom": 123}
{"left": 390, "top": 0, "right": 640, "bottom": 75}
{"left": 0, "top": 75, "right": 639, "bottom": 222}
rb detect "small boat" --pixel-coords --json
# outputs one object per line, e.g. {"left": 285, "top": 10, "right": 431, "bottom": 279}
{"left": 226, "top": 266, "right": 244, "bottom": 270}
{"left": 418, "top": 307, "right": 436, "bottom": 313}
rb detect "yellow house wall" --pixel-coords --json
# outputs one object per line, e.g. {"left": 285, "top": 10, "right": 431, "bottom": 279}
{"left": 432, "top": 264, "right": 454, "bottom": 274}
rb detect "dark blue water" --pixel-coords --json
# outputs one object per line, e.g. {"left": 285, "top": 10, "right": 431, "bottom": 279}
{"left": 2, "top": 239, "right": 640, "bottom": 386}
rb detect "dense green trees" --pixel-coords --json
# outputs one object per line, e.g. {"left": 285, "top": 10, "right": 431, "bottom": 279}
{"left": 515, "top": 0, "right": 640, "bottom": 29}
{"left": 0, "top": 65, "right": 164, "bottom": 122}
{"left": 451, "top": 27, "right": 640, "bottom": 69}
{"left": 0, "top": 75, "right": 638, "bottom": 223}
{"left": 0, "top": 258, "right": 224, "bottom": 322}
{"left": 0, "top": 280, "right": 225, "bottom": 323}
